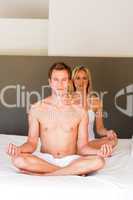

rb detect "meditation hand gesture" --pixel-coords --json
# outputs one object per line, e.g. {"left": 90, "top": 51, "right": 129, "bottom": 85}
{"left": 105, "top": 130, "right": 117, "bottom": 140}
{"left": 97, "top": 144, "right": 113, "bottom": 158}
{"left": 88, "top": 96, "right": 103, "bottom": 111}
{"left": 6, "top": 143, "right": 21, "bottom": 157}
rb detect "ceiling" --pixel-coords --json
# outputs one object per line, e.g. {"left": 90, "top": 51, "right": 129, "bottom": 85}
{"left": 0, "top": 0, "right": 49, "bottom": 18}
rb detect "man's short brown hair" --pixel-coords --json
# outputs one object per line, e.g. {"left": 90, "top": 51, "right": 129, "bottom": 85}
{"left": 48, "top": 63, "right": 71, "bottom": 79}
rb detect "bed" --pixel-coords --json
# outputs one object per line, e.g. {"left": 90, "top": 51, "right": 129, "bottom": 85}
{"left": 0, "top": 134, "right": 133, "bottom": 200}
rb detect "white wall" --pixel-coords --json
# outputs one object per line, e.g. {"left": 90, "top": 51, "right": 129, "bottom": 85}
{"left": 0, "top": 19, "right": 48, "bottom": 55}
{"left": 48, "top": 0, "right": 133, "bottom": 57}
{"left": 0, "top": 0, "right": 49, "bottom": 18}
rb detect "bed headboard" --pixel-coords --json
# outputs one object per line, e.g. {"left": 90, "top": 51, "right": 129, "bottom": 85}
{"left": 0, "top": 56, "right": 132, "bottom": 138}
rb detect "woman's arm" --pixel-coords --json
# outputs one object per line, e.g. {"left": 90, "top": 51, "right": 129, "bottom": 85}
{"left": 95, "top": 100, "right": 117, "bottom": 139}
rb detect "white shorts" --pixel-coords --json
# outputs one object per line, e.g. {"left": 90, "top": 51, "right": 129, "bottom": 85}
{"left": 34, "top": 152, "right": 80, "bottom": 167}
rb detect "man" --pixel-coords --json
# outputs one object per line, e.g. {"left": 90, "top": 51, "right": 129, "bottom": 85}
{"left": 7, "top": 63, "right": 113, "bottom": 176}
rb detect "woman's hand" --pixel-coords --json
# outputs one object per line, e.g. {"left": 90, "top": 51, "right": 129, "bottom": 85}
{"left": 72, "top": 92, "right": 82, "bottom": 105}
{"left": 105, "top": 130, "right": 117, "bottom": 140}
{"left": 88, "top": 97, "right": 103, "bottom": 111}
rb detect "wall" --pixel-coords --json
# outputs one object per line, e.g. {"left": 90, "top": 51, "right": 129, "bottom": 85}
{"left": 0, "top": 56, "right": 132, "bottom": 138}
{"left": 49, "top": 0, "right": 133, "bottom": 57}
{"left": 0, "top": 0, "right": 49, "bottom": 18}
{"left": 0, "top": 18, "right": 48, "bottom": 55}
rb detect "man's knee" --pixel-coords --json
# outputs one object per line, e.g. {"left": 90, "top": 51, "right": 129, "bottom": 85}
{"left": 78, "top": 156, "right": 105, "bottom": 171}
{"left": 85, "top": 156, "right": 105, "bottom": 171}
{"left": 12, "top": 156, "right": 27, "bottom": 169}
{"left": 77, "top": 156, "right": 104, "bottom": 174}
{"left": 94, "top": 156, "right": 105, "bottom": 170}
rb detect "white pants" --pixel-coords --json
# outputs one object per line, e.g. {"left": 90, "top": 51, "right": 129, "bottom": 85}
{"left": 34, "top": 152, "right": 80, "bottom": 167}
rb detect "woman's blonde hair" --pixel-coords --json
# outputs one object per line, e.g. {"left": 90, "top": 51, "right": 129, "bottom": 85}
{"left": 71, "top": 65, "right": 93, "bottom": 94}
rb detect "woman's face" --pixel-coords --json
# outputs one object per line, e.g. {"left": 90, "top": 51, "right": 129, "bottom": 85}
{"left": 73, "top": 70, "right": 89, "bottom": 91}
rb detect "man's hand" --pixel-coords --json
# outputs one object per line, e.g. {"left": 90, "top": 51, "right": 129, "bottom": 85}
{"left": 6, "top": 143, "right": 21, "bottom": 157}
{"left": 97, "top": 144, "right": 113, "bottom": 158}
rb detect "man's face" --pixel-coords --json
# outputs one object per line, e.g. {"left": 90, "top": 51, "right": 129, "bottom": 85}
{"left": 49, "top": 69, "right": 69, "bottom": 96}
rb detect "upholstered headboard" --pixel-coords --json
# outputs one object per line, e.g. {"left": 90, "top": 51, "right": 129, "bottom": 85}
{"left": 0, "top": 56, "right": 132, "bottom": 138}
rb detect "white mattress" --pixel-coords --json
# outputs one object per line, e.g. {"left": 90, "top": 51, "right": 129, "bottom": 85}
{"left": 0, "top": 134, "right": 133, "bottom": 200}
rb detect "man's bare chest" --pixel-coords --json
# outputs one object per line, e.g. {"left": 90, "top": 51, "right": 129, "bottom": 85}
{"left": 38, "top": 107, "right": 81, "bottom": 128}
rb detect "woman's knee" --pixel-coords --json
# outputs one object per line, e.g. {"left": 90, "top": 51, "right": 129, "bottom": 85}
{"left": 108, "top": 137, "right": 118, "bottom": 148}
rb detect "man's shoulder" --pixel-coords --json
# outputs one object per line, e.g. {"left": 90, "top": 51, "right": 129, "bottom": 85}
{"left": 42, "top": 96, "right": 52, "bottom": 105}
{"left": 30, "top": 101, "right": 42, "bottom": 111}
{"left": 30, "top": 96, "right": 51, "bottom": 111}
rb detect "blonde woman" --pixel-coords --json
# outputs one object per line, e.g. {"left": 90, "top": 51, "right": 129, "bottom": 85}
{"left": 71, "top": 65, "right": 117, "bottom": 149}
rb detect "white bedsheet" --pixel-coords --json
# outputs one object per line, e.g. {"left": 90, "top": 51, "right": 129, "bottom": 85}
{"left": 0, "top": 134, "right": 133, "bottom": 200}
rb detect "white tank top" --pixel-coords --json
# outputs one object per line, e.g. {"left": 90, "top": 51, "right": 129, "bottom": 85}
{"left": 88, "top": 110, "right": 95, "bottom": 140}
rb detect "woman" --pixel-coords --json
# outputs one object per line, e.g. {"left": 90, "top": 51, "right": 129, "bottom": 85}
{"left": 71, "top": 65, "right": 117, "bottom": 149}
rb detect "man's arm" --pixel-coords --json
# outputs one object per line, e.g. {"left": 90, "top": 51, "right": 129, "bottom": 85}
{"left": 19, "top": 108, "right": 39, "bottom": 153}
{"left": 77, "top": 110, "right": 98, "bottom": 155}
{"left": 7, "top": 106, "right": 39, "bottom": 157}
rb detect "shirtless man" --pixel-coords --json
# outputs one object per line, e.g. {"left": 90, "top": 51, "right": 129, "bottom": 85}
{"left": 6, "top": 63, "right": 113, "bottom": 176}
